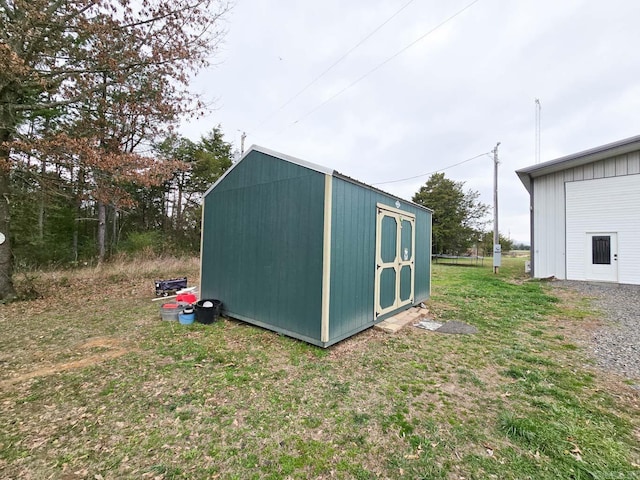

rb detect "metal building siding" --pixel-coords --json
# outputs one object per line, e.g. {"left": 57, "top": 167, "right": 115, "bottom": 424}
{"left": 531, "top": 151, "right": 640, "bottom": 281}
{"left": 327, "top": 178, "right": 431, "bottom": 342}
{"left": 566, "top": 174, "right": 640, "bottom": 285}
{"left": 201, "top": 150, "right": 326, "bottom": 342}
{"left": 629, "top": 152, "right": 640, "bottom": 174}
{"left": 531, "top": 172, "right": 567, "bottom": 279}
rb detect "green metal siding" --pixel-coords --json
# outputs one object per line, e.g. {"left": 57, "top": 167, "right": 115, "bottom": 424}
{"left": 201, "top": 150, "right": 326, "bottom": 343}
{"left": 327, "top": 179, "right": 375, "bottom": 340}
{"left": 328, "top": 178, "right": 432, "bottom": 342}
{"left": 413, "top": 208, "right": 431, "bottom": 304}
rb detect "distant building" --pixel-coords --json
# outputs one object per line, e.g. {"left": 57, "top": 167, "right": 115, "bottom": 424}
{"left": 516, "top": 135, "right": 640, "bottom": 285}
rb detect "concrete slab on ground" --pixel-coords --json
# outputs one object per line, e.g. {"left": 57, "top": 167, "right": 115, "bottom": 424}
{"left": 374, "top": 308, "right": 479, "bottom": 336}
{"left": 436, "top": 320, "right": 478, "bottom": 335}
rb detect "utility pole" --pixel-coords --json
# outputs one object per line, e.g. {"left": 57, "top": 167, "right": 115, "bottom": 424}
{"left": 240, "top": 131, "right": 247, "bottom": 155}
{"left": 493, "top": 142, "right": 501, "bottom": 274}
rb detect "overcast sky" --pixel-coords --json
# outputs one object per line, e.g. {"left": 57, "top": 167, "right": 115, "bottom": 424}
{"left": 180, "top": 0, "right": 640, "bottom": 244}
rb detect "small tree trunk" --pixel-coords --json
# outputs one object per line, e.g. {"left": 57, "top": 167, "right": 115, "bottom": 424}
{"left": 163, "top": 188, "right": 170, "bottom": 232}
{"left": 111, "top": 206, "right": 118, "bottom": 254}
{"left": 97, "top": 200, "right": 106, "bottom": 263}
{"left": 0, "top": 139, "right": 16, "bottom": 299}
{"left": 38, "top": 157, "right": 45, "bottom": 241}
{"left": 72, "top": 229, "right": 78, "bottom": 263}
{"left": 72, "top": 167, "right": 85, "bottom": 263}
{"left": 176, "top": 173, "right": 183, "bottom": 234}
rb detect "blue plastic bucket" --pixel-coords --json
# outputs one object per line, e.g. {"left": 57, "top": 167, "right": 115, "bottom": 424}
{"left": 178, "top": 307, "right": 196, "bottom": 325}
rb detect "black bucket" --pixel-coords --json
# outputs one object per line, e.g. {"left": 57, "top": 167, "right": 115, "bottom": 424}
{"left": 195, "top": 299, "right": 222, "bottom": 324}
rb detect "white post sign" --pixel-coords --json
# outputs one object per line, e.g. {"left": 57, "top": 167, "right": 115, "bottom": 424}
{"left": 493, "top": 243, "right": 501, "bottom": 269}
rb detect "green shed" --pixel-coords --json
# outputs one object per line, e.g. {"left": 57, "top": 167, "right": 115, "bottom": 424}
{"left": 200, "top": 146, "right": 432, "bottom": 347}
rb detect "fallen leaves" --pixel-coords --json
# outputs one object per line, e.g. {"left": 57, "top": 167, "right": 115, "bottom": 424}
{"left": 483, "top": 443, "right": 495, "bottom": 457}
{"left": 568, "top": 441, "right": 583, "bottom": 461}
{"left": 403, "top": 443, "right": 425, "bottom": 461}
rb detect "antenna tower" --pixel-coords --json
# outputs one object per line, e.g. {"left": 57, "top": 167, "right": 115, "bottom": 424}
{"left": 535, "top": 99, "right": 541, "bottom": 164}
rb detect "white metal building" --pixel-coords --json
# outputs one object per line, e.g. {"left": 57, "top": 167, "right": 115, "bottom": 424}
{"left": 516, "top": 135, "right": 640, "bottom": 285}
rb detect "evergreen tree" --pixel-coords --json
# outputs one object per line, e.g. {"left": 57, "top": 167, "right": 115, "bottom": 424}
{"left": 413, "top": 173, "right": 489, "bottom": 255}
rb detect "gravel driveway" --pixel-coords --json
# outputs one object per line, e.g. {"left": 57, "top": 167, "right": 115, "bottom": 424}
{"left": 552, "top": 281, "right": 640, "bottom": 382}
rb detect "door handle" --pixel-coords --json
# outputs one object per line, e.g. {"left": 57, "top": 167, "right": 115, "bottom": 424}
{"left": 614, "top": 254, "right": 618, "bottom": 261}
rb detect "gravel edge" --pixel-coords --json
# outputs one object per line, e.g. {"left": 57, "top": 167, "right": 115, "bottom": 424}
{"left": 550, "top": 280, "right": 640, "bottom": 383}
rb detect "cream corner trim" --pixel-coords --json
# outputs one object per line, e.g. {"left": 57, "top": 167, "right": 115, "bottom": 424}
{"left": 321, "top": 175, "right": 333, "bottom": 343}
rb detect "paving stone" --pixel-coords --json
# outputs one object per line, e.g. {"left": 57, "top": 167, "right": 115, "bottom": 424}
{"left": 374, "top": 323, "right": 401, "bottom": 333}
{"left": 375, "top": 308, "right": 424, "bottom": 333}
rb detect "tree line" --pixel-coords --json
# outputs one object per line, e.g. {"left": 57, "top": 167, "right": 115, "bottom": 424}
{"left": 12, "top": 127, "right": 233, "bottom": 266}
{"left": 1, "top": 0, "right": 231, "bottom": 298}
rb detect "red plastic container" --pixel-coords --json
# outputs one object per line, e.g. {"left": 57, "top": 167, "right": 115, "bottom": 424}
{"left": 176, "top": 293, "right": 197, "bottom": 304}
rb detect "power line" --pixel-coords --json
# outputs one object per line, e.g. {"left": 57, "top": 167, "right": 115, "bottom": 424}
{"left": 266, "top": 0, "right": 482, "bottom": 140}
{"left": 371, "top": 151, "right": 489, "bottom": 185}
{"left": 250, "top": 0, "right": 417, "bottom": 135}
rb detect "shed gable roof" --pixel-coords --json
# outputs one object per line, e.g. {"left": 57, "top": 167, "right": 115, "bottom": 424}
{"left": 203, "top": 145, "right": 333, "bottom": 197}
{"left": 204, "top": 145, "right": 431, "bottom": 212}
{"left": 516, "top": 133, "right": 640, "bottom": 193}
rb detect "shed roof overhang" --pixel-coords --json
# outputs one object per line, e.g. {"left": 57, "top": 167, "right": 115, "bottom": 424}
{"left": 516, "top": 133, "right": 640, "bottom": 193}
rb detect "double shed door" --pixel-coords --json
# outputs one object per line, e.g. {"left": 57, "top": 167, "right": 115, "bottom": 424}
{"left": 375, "top": 203, "right": 415, "bottom": 318}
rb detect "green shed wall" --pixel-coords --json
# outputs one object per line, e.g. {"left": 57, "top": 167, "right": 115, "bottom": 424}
{"left": 327, "top": 177, "right": 431, "bottom": 343}
{"left": 201, "top": 150, "right": 326, "bottom": 344}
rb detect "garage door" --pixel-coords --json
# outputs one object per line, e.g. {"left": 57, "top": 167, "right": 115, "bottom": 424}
{"left": 565, "top": 175, "right": 640, "bottom": 284}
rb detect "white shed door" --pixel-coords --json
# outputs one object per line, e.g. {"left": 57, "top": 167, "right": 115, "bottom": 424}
{"left": 566, "top": 175, "right": 640, "bottom": 284}
{"left": 374, "top": 204, "right": 415, "bottom": 318}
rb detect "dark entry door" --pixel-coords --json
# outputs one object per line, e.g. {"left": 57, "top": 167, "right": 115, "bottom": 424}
{"left": 586, "top": 232, "right": 618, "bottom": 282}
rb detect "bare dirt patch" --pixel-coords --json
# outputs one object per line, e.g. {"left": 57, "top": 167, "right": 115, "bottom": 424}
{"left": 0, "top": 337, "right": 133, "bottom": 388}
{"left": 327, "top": 327, "right": 383, "bottom": 359}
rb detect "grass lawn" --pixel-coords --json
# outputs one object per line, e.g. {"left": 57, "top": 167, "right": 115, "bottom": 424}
{"left": 1, "top": 257, "right": 638, "bottom": 479}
